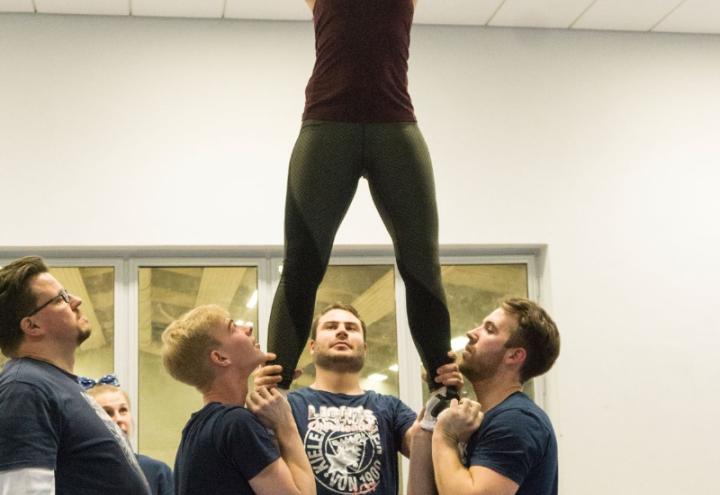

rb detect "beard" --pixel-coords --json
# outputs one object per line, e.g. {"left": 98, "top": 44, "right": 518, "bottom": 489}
{"left": 314, "top": 350, "right": 365, "bottom": 374}
{"left": 76, "top": 326, "right": 92, "bottom": 346}
{"left": 459, "top": 349, "right": 504, "bottom": 382}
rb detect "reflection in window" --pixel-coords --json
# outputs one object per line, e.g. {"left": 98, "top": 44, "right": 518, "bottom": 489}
{"left": 138, "top": 266, "right": 258, "bottom": 467}
{"left": 292, "top": 265, "right": 399, "bottom": 397}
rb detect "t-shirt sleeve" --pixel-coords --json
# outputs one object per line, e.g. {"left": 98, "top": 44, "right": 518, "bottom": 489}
{"left": 0, "top": 382, "right": 59, "bottom": 472}
{"left": 156, "top": 462, "right": 174, "bottom": 495}
{"left": 215, "top": 408, "right": 281, "bottom": 482}
{"left": 468, "top": 409, "right": 550, "bottom": 486}
{"left": 392, "top": 397, "right": 417, "bottom": 444}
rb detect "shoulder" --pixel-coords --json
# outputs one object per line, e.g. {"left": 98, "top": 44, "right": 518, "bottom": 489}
{"left": 470, "top": 394, "right": 554, "bottom": 450}
{"left": 490, "top": 394, "right": 553, "bottom": 431}
{"left": 364, "top": 390, "right": 413, "bottom": 412}
{"left": 288, "top": 386, "right": 313, "bottom": 400}
{"left": 211, "top": 404, "right": 271, "bottom": 440}
{"left": 137, "top": 453, "right": 171, "bottom": 472}
{"left": 210, "top": 403, "right": 264, "bottom": 428}
{"left": 0, "top": 375, "right": 55, "bottom": 413}
{"left": 1, "top": 359, "right": 53, "bottom": 387}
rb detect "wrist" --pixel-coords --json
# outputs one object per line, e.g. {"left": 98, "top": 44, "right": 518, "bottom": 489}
{"left": 433, "top": 426, "right": 459, "bottom": 446}
{"left": 272, "top": 415, "right": 299, "bottom": 435}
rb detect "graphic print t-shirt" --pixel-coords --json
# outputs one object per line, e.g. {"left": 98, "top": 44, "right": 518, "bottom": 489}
{"left": 0, "top": 358, "right": 150, "bottom": 495}
{"left": 288, "top": 388, "right": 416, "bottom": 495}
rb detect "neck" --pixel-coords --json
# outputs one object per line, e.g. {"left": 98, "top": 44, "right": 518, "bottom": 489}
{"left": 471, "top": 373, "right": 523, "bottom": 413}
{"left": 203, "top": 371, "right": 250, "bottom": 407}
{"left": 312, "top": 367, "right": 363, "bottom": 395}
{"left": 17, "top": 345, "right": 75, "bottom": 374}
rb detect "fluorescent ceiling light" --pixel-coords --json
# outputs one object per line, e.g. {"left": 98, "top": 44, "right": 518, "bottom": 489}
{"left": 246, "top": 290, "right": 258, "bottom": 309}
{"left": 366, "top": 373, "right": 388, "bottom": 383}
{"left": 451, "top": 336, "right": 469, "bottom": 351}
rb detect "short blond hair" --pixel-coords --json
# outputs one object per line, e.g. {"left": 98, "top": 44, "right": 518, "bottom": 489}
{"left": 161, "top": 304, "right": 228, "bottom": 392}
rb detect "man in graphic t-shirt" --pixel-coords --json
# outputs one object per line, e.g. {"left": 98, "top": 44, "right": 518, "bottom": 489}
{"left": 0, "top": 256, "right": 150, "bottom": 495}
{"left": 253, "top": 302, "right": 462, "bottom": 495}
{"left": 407, "top": 298, "right": 561, "bottom": 495}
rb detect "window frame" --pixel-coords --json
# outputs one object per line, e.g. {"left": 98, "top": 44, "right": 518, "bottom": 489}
{"left": 1, "top": 248, "right": 544, "bottom": 457}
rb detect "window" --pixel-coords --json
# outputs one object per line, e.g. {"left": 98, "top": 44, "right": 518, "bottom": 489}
{"left": 292, "top": 263, "right": 400, "bottom": 395}
{"left": 0, "top": 250, "right": 540, "bottom": 469}
{"left": 136, "top": 264, "right": 259, "bottom": 466}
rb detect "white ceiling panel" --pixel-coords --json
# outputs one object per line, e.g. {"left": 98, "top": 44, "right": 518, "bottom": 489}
{"left": 413, "top": 0, "right": 504, "bottom": 26}
{"left": 491, "top": 0, "right": 594, "bottom": 29}
{"left": 574, "top": 0, "right": 684, "bottom": 31}
{"left": 132, "top": 0, "right": 223, "bottom": 19}
{"left": 0, "top": 0, "right": 34, "bottom": 12}
{"left": 35, "top": 0, "right": 129, "bottom": 16}
{"left": 653, "top": 0, "right": 720, "bottom": 34}
{"left": 224, "top": 0, "right": 309, "bottom": 21}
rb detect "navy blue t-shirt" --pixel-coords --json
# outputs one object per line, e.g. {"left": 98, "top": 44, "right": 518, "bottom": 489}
{"left": 288, "top": 387, "right": 416, "bottom": 495}
{"left": 465, "top": 392, "right": 558, "bottom": 495}
{"left": 174, "top": 402, "right": 280, "bottom": 495}
{"left": 138, "top": 454, "right": 173, "bottom": 495}
{"left": 0, "top": 358, "right": 150, "bottom": 495}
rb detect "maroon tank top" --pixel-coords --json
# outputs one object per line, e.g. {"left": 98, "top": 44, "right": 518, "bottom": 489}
{"left": 302, "top": 0, "right": 417, "bottom": 123}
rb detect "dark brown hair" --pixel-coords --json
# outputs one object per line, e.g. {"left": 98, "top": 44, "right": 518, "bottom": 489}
{"left": 310, "top": 302, "right": 367, "bottom": 340}
{"left": 502, "top": 297, "right": 561, "bottom": 383}
{"left": 0, "top": 256, "right": 48, "bottom": 357}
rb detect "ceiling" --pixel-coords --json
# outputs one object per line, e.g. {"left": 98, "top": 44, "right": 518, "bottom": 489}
{"left": 1, "top": 0, "right": 718, "bottom": 35}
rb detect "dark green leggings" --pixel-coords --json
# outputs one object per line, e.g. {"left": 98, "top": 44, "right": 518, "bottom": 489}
{"left": 267, "top": 120, "right": 452, "bottom": 388}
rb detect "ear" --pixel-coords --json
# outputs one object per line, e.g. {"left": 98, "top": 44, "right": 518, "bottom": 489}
{"left": 505, "top": 347, "right": 526, "bottom": 366}
{"left": 20, "top": 317, "right": 41, "bottom": 337}
{"left": 309, "top": 339, "right": 316, "bottom": 355}
{"left": 209, "top": 349, "right": 229, "bottom": 367}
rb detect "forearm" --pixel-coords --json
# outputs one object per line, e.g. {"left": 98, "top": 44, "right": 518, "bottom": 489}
{"left": 275, "top": 422, "right": 316, "bottom": 495}
{"left": 407, "top": 429, "right": 437, "bottom": 495}
{"left": 432, "top": 433, "right": 475, "bottom": 495}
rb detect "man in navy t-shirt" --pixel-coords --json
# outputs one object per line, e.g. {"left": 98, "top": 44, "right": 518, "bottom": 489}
{"left": 161, "top": 304, "right": 315, "bottom": 495}
{"left": 254, "top": 302, "right": 463, "bottom": 495}
{"left": 408, "top": 298, "right": 561, "bottom": 495}
{"left": 0, "top": 256, "right": 150, "bottom": 494}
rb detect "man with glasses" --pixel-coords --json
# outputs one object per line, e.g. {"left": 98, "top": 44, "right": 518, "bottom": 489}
{"left": 0, "top": 256, "right": 151, "bottom": 494}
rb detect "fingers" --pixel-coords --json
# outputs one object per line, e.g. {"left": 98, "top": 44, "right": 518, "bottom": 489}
{"left": 246, "top": 390, "right": 259, "bottom": 410}
{"left": 256, "top": 364, "right": 283, "bottom": 377}
{"left": 263, "top": 352, "right": 277, "bottom": 362}
{"left": 256, "top": 386, "right": 273, "bottom": 400}
{"left": 434, "top": 361, "right": 464, "bottom": 388}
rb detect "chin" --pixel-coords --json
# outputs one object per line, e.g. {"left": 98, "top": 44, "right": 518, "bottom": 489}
{"left": 76, "top": 328, "right": 92, "bottom": 345}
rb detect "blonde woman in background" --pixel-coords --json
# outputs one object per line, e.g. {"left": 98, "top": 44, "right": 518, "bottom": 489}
{"left": 81, "top": 375, "right": 174, "bottom": 495}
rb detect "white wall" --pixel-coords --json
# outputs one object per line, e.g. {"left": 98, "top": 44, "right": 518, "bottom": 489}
{"left": 2, "top": 13, "right": 720, "bottom": 494}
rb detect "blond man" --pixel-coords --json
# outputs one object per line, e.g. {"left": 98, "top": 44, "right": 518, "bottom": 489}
{"left": 161, "top": 304, "right": 315, "bottom": 495}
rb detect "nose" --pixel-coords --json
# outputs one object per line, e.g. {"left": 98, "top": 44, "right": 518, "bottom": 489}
{"left": 69, "top": 293, "right": 82, "bottom": 308}
{"left": 466, "top": 328, "right": 478, "bottom": 342}
{"left": 243, "top": 324, "right": 253, "bottom": 336}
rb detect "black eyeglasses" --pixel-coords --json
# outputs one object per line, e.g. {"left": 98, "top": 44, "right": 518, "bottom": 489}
{"left": 26, "top": 289, "right": 72, "bottom": 317}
